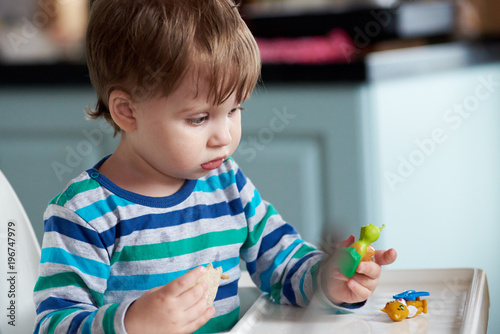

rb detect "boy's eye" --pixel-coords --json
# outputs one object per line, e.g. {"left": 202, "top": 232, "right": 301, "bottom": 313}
{"left": 229, "top": 106, "right": 245, "bottom": 116}
{"left": 188, "top": 106, "right": 243, "bottom": 125}
{"left": 188, "top": 116, "right": 207, "bottom": 125}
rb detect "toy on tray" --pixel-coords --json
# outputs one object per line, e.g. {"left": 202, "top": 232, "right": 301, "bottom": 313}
{"left": 337, "top": 224, "right": 385, "bottom": 277}
{"left": 381, "top": 290, "right": 430, "bottom": 321}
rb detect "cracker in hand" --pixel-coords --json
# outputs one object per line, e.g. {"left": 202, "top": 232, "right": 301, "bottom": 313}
{"left": 192, "top": 263, "right": 230, "bottom": 306}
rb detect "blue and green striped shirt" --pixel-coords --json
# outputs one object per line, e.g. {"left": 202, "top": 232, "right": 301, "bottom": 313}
{"left": 33, "top": 157, "right": 323, "bottom": 333}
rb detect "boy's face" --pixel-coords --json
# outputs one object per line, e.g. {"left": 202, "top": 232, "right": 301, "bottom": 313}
{"left": 127, "top": 70, "right": 242, "bottom": 182}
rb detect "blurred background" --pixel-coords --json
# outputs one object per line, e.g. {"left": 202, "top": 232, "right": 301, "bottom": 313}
{"left": 1, "top": 0, "right": 499, "bottom": 332}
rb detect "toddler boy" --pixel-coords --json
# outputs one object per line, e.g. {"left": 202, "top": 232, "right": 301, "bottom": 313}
{"left": 33, "top": 0, "right": 396, "bottom": 333}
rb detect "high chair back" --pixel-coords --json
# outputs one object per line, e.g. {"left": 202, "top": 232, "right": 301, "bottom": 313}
{"left": 0, "top": 170, "right": 41, "bottom": 334}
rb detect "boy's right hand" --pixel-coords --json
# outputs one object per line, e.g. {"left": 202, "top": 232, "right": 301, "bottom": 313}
{"left": 124, "top": 266, "right": 214, "bottom": 334}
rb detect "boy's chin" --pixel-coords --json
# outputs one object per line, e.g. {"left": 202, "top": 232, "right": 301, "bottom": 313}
{"left": 178, "top": 164, "right": 223, "bottom": 180}
{"left": 184, "top": 169, "right": 214, "bottom": 180}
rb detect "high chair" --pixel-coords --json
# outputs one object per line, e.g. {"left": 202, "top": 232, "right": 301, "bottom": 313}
{"left": 0, "top": 170, "right": 41, "bottom": 334}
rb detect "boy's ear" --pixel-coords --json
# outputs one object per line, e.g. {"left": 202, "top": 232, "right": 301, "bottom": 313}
{"left": 108, "top": 90, "right": 137, "bottom": 132}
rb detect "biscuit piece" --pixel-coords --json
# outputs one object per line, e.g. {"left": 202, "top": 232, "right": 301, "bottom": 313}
{"left": 194, "top": 263, "right": 230, "bottom": 306}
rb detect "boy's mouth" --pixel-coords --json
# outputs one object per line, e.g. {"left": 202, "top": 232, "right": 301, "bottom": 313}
{"left": 201, "top": 157, "right": 225, "bottom": 170}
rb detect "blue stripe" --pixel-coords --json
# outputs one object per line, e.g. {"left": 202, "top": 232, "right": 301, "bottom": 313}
{"left": 299, "top": 269, "right": 309, "bottom": 305}
{"left": 213, "top": 256, "right": 241, "bottom": 274}
{"left": 68, "top": 311, "right": 92, "bottom": 333}
{"left": 75, "top": 195, "right": 133, "bottom": 222}
{"left": 194, "top": 170, "right": 236, "bottom": 192}
{"left": 215, "top": 280, "right": 238, "bottom": 302}
{"left": 108, "top": 257, "right": 240, "bottom": 291}
{"left": 259, "top": 239, "right": 303, "bottom": 292}
{"left": 36, "top": 297, "right": 87, "bottom": 315}
{"left": 283, "top": 252, "right": 318, "bottom": 305}
{"left": 100, "top": 199, "right": 244, "bottom": 242}
{"left": 36, "top": 297, "right": 73, "bottom": 314}
{"left": 108, "top": 269, "right": 184, "bottom": 291}
{"left": 44, "top": 216, "right": 106, "bottom": 249}
{"left": 41, "top": 248, "right": 109, "bottom": 279}
{"left": 34, "top": 320, "right": 41, "bottom": 334}
{"left": 244, "top": 189, "right": 261, "bottom": 219}
{"left": 81, "top": 310, "right": 97, "bottom": 334}
{"left": 259, "top": 224, "right": 298, "bottom": 258}
{"left": 235, "top": 168, "right": 247, "bottom": 192}
{"left": 245, "top": 224, "right": 298, "bottom": 276}
{"left": 246, "top": 260, "right": 257, "bottom": 276}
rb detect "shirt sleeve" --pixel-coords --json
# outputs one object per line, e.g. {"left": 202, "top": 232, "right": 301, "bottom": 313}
{"left": 33, "top": 204, "right": 131, "bottom": 334}
{"left": 234, "top": 161, "right": 324, "bottom": 307}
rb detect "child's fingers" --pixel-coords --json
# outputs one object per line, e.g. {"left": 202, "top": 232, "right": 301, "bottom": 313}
{"left": 182, "top": 306, "right": 215, "bottom": 334}
{"left": 355, "top": 261, "right": 381, "bottom": 280}
{"left": 331, "top": 268, "right": 349, "bottom": 281}
{"left": 179, "top": 283, "right": 215, "bottom": 331}
{"left": 374, "top": 248, "right": 397, "bottom": 266}
{"left": 350, "top": 273, "right": 379, "bottom": 296}
{"left": 161, "top": 266, "right": 207, "bottom": 297}
{"left": 184, "top": 290, "right": 212, "bottom": 319}
{"left": 347, "top": 278, "right": 372, "bottom": 301}
{"left": 177, "top": 281, "right": 208, "bottom": 310}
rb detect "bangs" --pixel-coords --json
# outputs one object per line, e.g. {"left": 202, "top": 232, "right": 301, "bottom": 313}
{"left": 196, "top": 28, "right": 261, "bottom": 106}
{"left": 174, "top": 0, "right": 261, "bottom": 106}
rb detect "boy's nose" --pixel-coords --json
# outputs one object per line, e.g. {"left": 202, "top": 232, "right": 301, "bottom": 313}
{"left": 208, "top": 123, "right": 232, "bottom": 147}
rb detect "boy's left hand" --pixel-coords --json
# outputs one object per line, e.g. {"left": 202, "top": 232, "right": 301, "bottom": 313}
{"left": 322, "top": 248, "right": 397, "bottom": 305}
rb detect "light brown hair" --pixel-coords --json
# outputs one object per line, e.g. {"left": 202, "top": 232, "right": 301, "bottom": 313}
{"left": 86, "top": 0, "right": 261, "bottom": 134}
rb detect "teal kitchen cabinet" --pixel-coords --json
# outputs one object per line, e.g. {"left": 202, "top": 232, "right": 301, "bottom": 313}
{"left": 237, "top": 83, "right": 368, "bottom": 246}
{"left": 0, "top": 83, "right": 368, "bottom": 247}
{"left": 0, "top": 87, "right": 119, "bottom": 243}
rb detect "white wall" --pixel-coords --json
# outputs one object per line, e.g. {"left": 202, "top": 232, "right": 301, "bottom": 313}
{"left": 0, "top": 87, "right": 119, "bottom": 244}
{"left": 365, "top": 63, "right": 500, "bottom": 333}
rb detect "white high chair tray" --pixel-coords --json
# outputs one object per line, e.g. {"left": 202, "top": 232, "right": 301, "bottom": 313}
{"left": 231, "top": 268, "right": 489, "bottom": 334}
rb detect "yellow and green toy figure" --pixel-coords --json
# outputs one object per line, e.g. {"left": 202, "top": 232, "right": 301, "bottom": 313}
{"left": 337, "top": 224, "right": 385, "bottom": 277}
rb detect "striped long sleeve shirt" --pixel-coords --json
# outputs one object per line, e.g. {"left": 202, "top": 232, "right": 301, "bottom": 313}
{"left": 33, "top": 156, "right": 324, "bottom": 333}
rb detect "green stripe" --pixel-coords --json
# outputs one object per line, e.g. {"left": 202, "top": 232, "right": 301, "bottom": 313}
{"left": 34, "top": 272, "right": 104, "bottom": 306}
{"left": 46, "top": 308, "right": 77, "bottom": 334}
{"left": 242, "top": 205, "right": 278, "bottom": 250}
{"left": 50, "top": 178, "right": 101, "bottom": 206}
{"left": 48, "top": 190, "right": 64, "bottom": 205}
{"left": 111, "top": 228, "right": 247, "bottom": 264}
{"left": 194, "top": 307, "right": 239, "bottom": 333}
{"left": 291, "top": 243, "right": 317, "bottom": 260}
{"left": 271, "top": 281, "right": 282, "bottom": 303}
{"left": 102, "top": 303, "right": 120, "bottom": 334}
